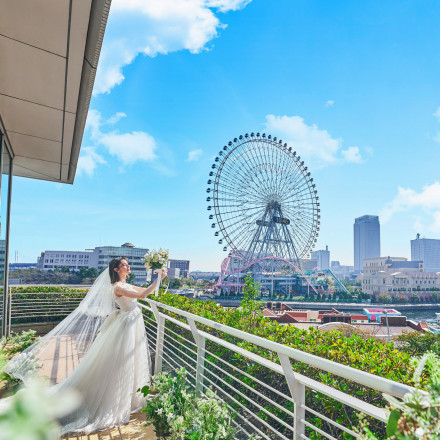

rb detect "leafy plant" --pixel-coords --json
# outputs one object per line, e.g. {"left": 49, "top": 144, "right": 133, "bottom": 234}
{"left": 182, "top": 389, "right": 237, "bottom": 440}
{"left": 147, "top": 291, "right": 418, "bottom": 438}
{"left": 358, "top": 351, "right": 440, "bottom": 439}
{"left": 3, "top": 330, "right": 38, "bottom": 358}
{"left": 395, "top": 331, "right": 440, "bottom": 357}
{"left": 378, "top": 293, "right": 392, "bottom": 304}
{"left": 139, "top": 368, "right": 237, "bottom": 440}
{"left": 140, "top": 368, "right": 193, "bottom": 438}
{"left": 239, "top": 274, "right": 263, "bottom": 331}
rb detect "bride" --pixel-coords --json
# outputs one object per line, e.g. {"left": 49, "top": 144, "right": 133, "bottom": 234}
{"left": 2, "top": 257, "right": 166, "bottom": 435}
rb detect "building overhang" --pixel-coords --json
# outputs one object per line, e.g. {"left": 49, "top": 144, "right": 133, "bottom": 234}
{"left": 0, "top": 0, "right": 111, "bottom": 183}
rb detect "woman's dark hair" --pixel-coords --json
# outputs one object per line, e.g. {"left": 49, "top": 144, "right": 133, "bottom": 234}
{"left": 109, "top": 257, "right": 129, "bottom": 284}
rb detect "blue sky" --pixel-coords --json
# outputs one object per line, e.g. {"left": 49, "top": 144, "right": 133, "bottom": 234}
{"left": 7, "top": 0, "right": 440, "bottom": 270}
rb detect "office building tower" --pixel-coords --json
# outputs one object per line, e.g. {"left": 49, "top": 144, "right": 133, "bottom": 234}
{"left": 168, "top": 259, "right": 190, "bottom": 278}
{"left": 411, "top": 234, "right": 440, "bottom": 273}
{"left": 311, "top": 245, "right": 330, "bottom": 270}
{"left": 354, "top": 215, "right": 380, "bottom": 273}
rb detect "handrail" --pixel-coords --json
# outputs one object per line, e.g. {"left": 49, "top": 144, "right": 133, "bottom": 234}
{"left": 138, "top": 298, "right": 419, "bottom": 439}
{"left": 143, "top": 298, "right": 414, "bottom": 398}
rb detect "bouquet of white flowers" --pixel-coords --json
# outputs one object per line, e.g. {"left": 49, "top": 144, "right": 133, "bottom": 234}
{"left": 143, "top": 248, "right": 169, "bottom": 271}
{"left": 143, "top": 249, "right": 169, "bottom": 296}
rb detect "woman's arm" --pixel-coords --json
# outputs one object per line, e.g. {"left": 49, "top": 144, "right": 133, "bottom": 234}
{"left": 114, "top": 281, "right": 157, "bottom": 299}
{"left": 114, "top": 268, "right": 167, "bottom": 299}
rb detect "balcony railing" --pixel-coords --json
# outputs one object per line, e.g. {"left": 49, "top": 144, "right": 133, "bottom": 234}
{"left": 0, "top": 292, "right": 84, "bottom": 327}
{"left": 139, "top": 298, "right": 415, "bottom": 440}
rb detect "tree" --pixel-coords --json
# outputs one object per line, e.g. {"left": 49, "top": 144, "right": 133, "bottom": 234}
{"left": 411, "top": 293, "right": 420, "bottom": 304}
{"left": 168, "top": 279, "right": 183, "bottom": 289}
{"left": 378, "top": 293, "right": 392, "bottom": 303}
{"left": 240, "top": 274, "right": 262, "bottom": 331}
{"left": 86, "top": 267, "right": 99, "bottom": 280}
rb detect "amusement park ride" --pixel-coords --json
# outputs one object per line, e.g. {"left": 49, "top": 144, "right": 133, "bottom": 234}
{"left": 206, "top": 132, "right": 350, "bottom": 297}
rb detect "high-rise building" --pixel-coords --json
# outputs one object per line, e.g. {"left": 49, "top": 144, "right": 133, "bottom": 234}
{"left": 353, "top": 215, "right": 380, "bottom": 273}
{"left": 311, "top": 246, "right": 330, "bottom": 270}
{"left": 168, "top": 259, "right": 190, "bottom": 278}
{"left": 411, "top": 234, "right": 440, "bottom": 273}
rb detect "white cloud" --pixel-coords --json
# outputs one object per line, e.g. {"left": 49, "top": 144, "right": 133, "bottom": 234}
{"left": 186, "top": 149, "right": 203, "bottom": 162}
{"left": 107, "top": 112, "right": 127, "bottom": 125}
{"left": 77, "top": 147, "right": 106, "bottom": 176}
{"left": 84, "top": 110, "right": 158, "bottom": 168}
{"left": 341, "top": 146, "right": 362, "bottom": 163}
{"left": 381, "top": 182, "right": 440, "bottom": 232}
{"left": 99, "top": 131, "right": 157, "bottom": 164}
{"left": 325, "top": 100, "right": 334, "bottom": 107}
{"left": 207, "top": 0, "right": 252, "bottom": 12}
{"left": 264, "top": 114, "right": 363, "bottom": 168}
{"left": 94, "top": 0, "right": 252, "bottom": 95}
{"left": 85, "top": 109, "right": 102, "bottom": 138}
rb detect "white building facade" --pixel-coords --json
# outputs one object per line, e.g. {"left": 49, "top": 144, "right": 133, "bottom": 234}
{"left": 37, "top": 249, "right": 97, "bottom": 271}
{"left": 354, "top": 215, "right": 380, "bottom": 273}
{"left": 411, "top": 235, "right": 440, "bottom": 273}
{"left": 38, "top": 243, "right": 149, "bottom": 283}
{"left": 361, "top": 257, "right": 440, "bottom": 299}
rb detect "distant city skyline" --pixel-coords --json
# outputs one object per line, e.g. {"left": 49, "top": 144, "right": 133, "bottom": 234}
{"left": 6, "top": 1, "right": 440, "bottom": 271}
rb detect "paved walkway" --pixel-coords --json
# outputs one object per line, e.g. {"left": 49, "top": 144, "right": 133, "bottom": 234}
{"left": 64, "top": 413, "right": 156, "bottom": 439}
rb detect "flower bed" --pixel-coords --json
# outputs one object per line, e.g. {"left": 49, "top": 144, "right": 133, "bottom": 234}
{"left": 140, "top": 368, "right": 239, "bottom": 439}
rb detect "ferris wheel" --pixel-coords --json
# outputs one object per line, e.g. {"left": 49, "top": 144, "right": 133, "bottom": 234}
{"left": 206, "top": 133, "right": 320, "bottom": 264}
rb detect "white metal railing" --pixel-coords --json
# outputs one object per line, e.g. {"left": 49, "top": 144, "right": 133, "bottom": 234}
{"left": 139, "top": 298, "right": 415, "bottom": 440}
{"left": 0, "top": 293, "right": 84, "bottom": 331}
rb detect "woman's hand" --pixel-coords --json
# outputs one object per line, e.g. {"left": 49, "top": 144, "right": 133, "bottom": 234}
{"left": 161, "top": 267, "right": 168, "bottom": 280}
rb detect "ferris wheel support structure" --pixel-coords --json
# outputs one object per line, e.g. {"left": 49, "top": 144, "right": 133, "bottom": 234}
{"left": 207, "top": 132, "right": 321, "bottom": 295}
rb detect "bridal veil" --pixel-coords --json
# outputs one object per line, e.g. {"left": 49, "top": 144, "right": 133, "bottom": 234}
{"left": 3, "top": 268, "right": 116, "bottom": 384}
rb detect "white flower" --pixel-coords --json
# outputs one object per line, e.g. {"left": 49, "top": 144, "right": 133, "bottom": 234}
{"left": 156, "top": 408, "right": 163, "bottom": 415}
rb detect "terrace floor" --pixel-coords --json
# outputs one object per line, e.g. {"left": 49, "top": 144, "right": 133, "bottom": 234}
{"left": 2, "top": 339, "right": 157, "bottom": 439}
{"left": 64, "top": 413, "right": 156, "bottom": 440}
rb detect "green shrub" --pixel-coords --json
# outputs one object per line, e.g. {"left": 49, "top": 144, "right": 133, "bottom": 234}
{"left": 139, "top": 368, "right": 237, "bottom": 440}
{"left": 378, "top": 293, "right": 392, "bottom": 303}
{"left": 3, "top": 330, "right": 38, "bottom": 358}
{"left": 358, "top": 352, "right": 440, "bottom": 439}
{"left": 149, "top": 290, "right": 417, "bottom": 438}
{"left": 395, "top": 331, "right": 440, "bottom": 357}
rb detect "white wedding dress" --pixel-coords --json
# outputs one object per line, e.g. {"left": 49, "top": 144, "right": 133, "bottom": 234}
{"left": 1, "top": 278, "right": 151, "bottom": 436}
{"left": 55, "top": 284, "right": 151, "bottom": 435}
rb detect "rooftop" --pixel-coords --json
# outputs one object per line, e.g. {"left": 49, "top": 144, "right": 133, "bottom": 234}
{"left": 0, "top": 0, "right": 110, "bottom": 183}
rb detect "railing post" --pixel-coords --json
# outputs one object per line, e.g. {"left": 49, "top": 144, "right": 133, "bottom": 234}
{"left": 150, "top": 303, "right": 165, "bottom": 375}
{"left": 8, "top": 287, "right": 11, "bottom": 336}
{"left": 187, "top": 317, "right": 205, "bottom": 394}
{"left": 278, "top": 353, "right": 305, "bottom": 440}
